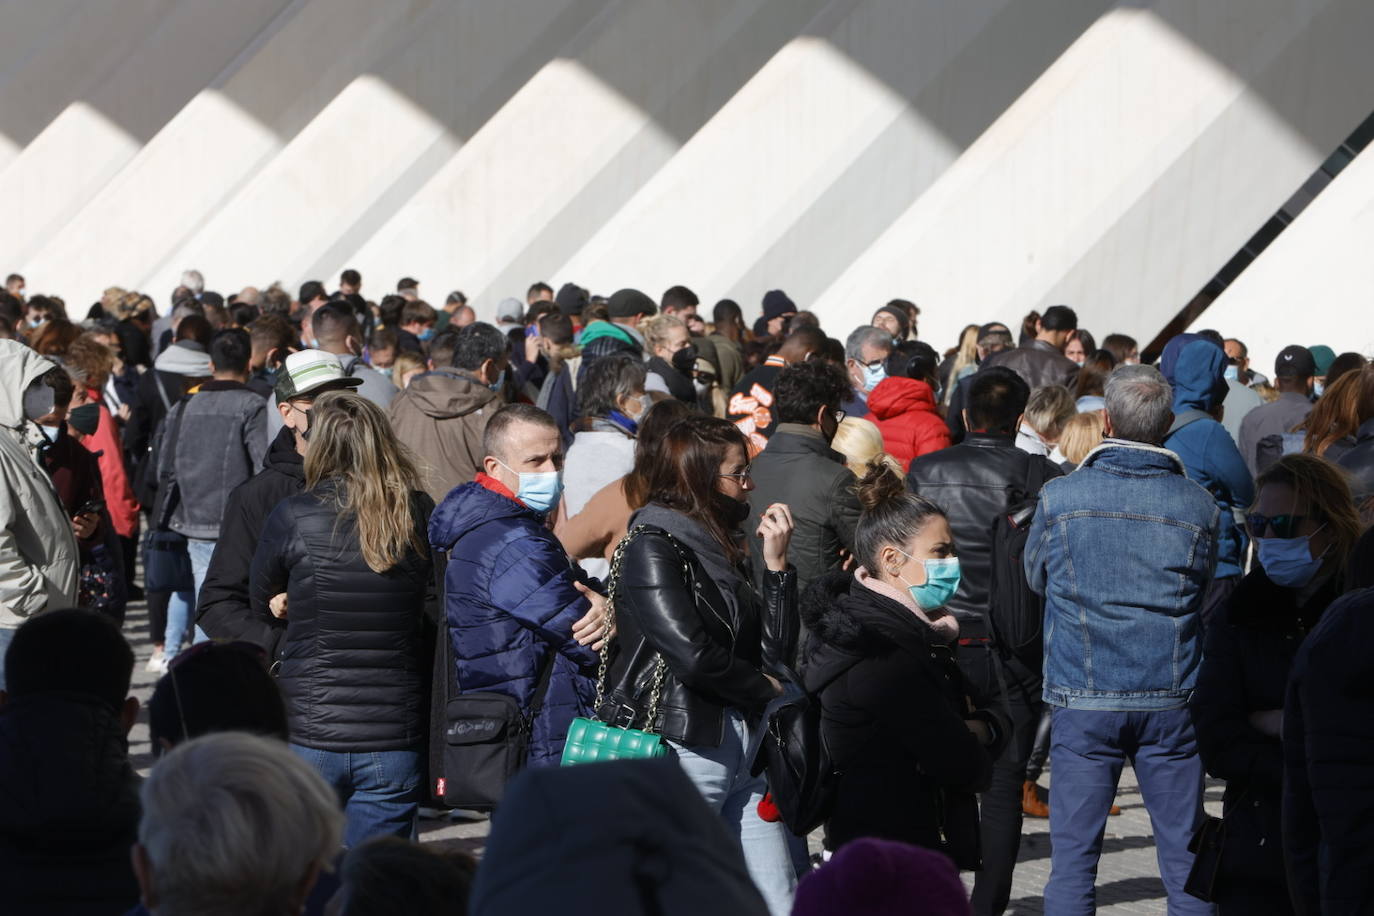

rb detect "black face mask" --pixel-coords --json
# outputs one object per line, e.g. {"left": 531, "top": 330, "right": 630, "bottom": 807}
{"left": 299, "top": 408, "right": 315, "bottom": 441}
{"left": 712, "top": 490, "right": 751, "bottom": 529}
{"left": 671, "top": 345, "right": 699, "bottom": 374}
{"left": 67, "top": 403, "right": 101, "bottom": 437}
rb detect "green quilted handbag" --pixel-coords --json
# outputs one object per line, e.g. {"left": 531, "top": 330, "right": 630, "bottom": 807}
{"left": 561, "top": 526, "right": 671, "bottom": 766}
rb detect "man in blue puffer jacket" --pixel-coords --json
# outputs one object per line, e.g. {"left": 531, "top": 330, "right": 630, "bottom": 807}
{"left": 1163, "top": 336, "right": 1255, "bottom": 634}
{"left": 429, "top": 404, "right": 604, "bottom": 766}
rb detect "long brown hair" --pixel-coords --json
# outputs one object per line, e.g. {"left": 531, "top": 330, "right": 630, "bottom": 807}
{"left": 1254, "top": 454, "right": 1363, "bottom": 577}
{"left": 644, "top": 415, "right": 750, "bottom": 565}
{"left": 304, "top": 391, "right": 426, "bottom": 573}
{"left": 1302, "top": 366, "right": 1374, "bottom": 457}
{"left": 623, "top": 398, "right": 695, "bottom": 509}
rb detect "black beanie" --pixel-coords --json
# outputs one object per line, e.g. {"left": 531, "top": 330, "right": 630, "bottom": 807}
{"left": 555, "top": 282, "right": 588, "bottom": 316}
{"left": 762, "top": 289, "right": 797, "bottom": 321}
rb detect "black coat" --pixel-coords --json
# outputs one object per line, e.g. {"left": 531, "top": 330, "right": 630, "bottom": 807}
{"left": 1282, "top": 585, "right": 1374, "bottom": 915}
{"left": 0, "top": 694, "right": 141, "bottom": 915}
{"left": 1189, "top": 570, "right": 1341, "bottom": 909}
{"left": 250, "top": 481, "right": 434, "bottom": 751}
{"left": 198, "top": 426, "right": 305, "bottom": 654}
{"left": 907, "top": 433, "right": 1061, "bottom": 634}
{"left": 1336, "top": 416, "right": 1374, "bottom": 503}
{"left": 600, "top": 508, "right": 796, "bottom": 748}
{"left": 800, "top": 572, "right": 1007, "bottom": 868}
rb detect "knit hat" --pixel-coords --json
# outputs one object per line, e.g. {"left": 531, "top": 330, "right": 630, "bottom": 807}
{"left": 607, "top": 288, "right": 657, "bottom": 319}
{"left": 872, "top": 304, "right": 910, "bottom": 340}
{"left": 274, "top": 349, "right": 362, "bottom": 401}
{"left": 1274, "top": 345, "right": 1316, "bottom": 379}
{"left": 1308, "top": 345, "right": 1336, "bottom": 377}
{"left": 556, "top": 282, "right": 589, "bottom": 316}
{"left": 793, "top": 838, "right": 971, "bottom": 916}
{"left": 761, "top": 289, "right": 797, "bottom": 322}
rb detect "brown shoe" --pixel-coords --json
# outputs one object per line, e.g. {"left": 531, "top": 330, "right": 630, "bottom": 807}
{"left": 1109, "top": 801, "right": 1123, "bottom": 816}
{"left": 1022, "top": 780, "right": 1049, "bottom": 818}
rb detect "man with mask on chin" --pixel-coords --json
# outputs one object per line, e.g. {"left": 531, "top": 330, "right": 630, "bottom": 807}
{"left": 197, "top": 350, "right": 360, "bottom": 653}
{"left": 429, "top": 404, "right": 608, "bottom": 769}
{"left": 0, "top": 341, "right": 80, "bottom": 679}
{"left": 746, "top": 360, "right": 861, "bottom": 619}
{"left": 390, "top": 322, "right": 509, "bottom": 504}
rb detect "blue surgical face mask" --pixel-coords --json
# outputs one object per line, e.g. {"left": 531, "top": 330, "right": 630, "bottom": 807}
{"left": 489, "top": 368, "right": 507, "bottom": 392}
{"left": 862, "top": 362, "right": 887, "bottom": 393}
{"left": 377, "top": 366, "right": 393, "bottom": 379}
{"left": 1313, "top": 380, "right": 1325, "bottom": 398}
{"left": 38, "top": 424, "right": 62, "bottom": 444}
{"left": 1224, "top": 364, "right": 1239, "bottom": 382}
{"left": 1256, "top": 526, "right": 1327, "bottom": 588}
{"left": 417, "top": 327, "right": 436, "bottom": 342}
{"left": 896, "top": 550, "right": 962, "bottom": 611}
{"left": 496, "top": 459, "right": 563, "bottom": 515}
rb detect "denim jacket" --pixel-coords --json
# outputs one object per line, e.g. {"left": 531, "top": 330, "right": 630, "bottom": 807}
{"left": 1025, "top": 440, "right": 1219, "bottom": 711}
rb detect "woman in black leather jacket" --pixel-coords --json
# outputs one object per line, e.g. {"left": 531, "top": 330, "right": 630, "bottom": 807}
{"left": 1189, "top": 454, "right": 1362, "bottom": 914}
{"left": 250, "top": 391, "right": 433, "bottom": 848}
{"left": 801, "top": 463, "right": 1008, "bottom": 868}
{"left": 601, "top": 416, "right": 797, "bottom": 916}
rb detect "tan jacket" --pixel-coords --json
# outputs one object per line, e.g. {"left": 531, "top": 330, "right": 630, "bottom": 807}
{"left": 388, "top": 370, "right": 502, "bottom": 504}
{"left": 554, "top": 477, "right": 632, "bottom": 566}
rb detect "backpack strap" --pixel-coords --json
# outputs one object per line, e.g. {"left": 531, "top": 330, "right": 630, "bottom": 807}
{"left": 1167, "top": 409, "right": 1211, "bottom": 437}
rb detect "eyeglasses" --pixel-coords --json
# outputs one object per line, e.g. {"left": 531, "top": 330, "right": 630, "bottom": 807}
{"left": 1245, "top": 513, "right": 1312, "bottom": 540}
{"left": 719, "top": 465, "right": 753, "bottom": 483}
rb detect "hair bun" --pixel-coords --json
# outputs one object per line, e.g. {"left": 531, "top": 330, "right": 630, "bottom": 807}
{"left": 855, "top": 460, "right": 906, "bottom": 512}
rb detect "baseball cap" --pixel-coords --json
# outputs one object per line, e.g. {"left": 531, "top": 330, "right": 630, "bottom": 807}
{"left": 1274, "top": 345, "right": 1316, "bottom": 379}
{"left": 1308, "top": 344, "right": 1335, "bottom": 377}
{"left": 274, "top": 349, "right": 363, "bottom": 401}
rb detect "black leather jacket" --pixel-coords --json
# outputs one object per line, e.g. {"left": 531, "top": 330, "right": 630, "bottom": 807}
{"left": 1337, "top": 416, "right": 1374, "bottom": 503}
{"left": 982, "top": 339, "right": 1079, "bottom": 391}
{"left": 599, "top": 525, "right": 797, "bottom": 748}
{"left": 907, "top": 433, "right": 1061, "bottom": 633}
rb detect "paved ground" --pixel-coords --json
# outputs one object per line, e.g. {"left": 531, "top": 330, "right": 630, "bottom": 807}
{"left": 123, "top": 597, "right": 1219, "bottom": 914}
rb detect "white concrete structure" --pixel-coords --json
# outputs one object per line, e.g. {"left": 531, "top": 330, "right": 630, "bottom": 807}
{"left": 3, "top": 1, "right": 1370, "bottom": 352}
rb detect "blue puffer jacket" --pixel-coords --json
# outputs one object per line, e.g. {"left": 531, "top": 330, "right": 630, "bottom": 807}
{"left": 430, "top": 480, "right": 599, "bottom": 766}
{"left": 1163, "top": 338, "right": 1254, "bottom": 579}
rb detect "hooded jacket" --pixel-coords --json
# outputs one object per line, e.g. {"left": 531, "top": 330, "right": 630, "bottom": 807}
{"left": 801, "top": 572, "right": 1004, "bottom": 867}
{"left": 0, "top": 341, "right": 79, "bottom": 626}
{"left": 0, "top": 693, "right": 141, "bottom": 915}
{"left": 197, "top": 427, "right": 305, "bottom": 654}
{"left": 1163, "top": 339, "right": 1254, "bottom": 579}
{"left": 863, "top": 376, "right": 951, "bottom": 471}
{"left": 430, "top": 479, "right": 599, "bottom": 766}
{"left": 389, "top": 370, "right": 502, "bottom": 503}
{"left": 471, "top": 758, "right": 769, "bottom": 916}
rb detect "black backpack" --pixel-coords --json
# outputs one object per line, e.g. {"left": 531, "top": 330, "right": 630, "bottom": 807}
{"left": 746, "top": 661, "right": 857, "bottom": 837}
{"left": 986, "top": 458, "right": 1052, "bottom": 674}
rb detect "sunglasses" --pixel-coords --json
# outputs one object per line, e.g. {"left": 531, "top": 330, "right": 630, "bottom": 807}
{"left": 1244, "top": 513, "right": 1313, "bottom": 540}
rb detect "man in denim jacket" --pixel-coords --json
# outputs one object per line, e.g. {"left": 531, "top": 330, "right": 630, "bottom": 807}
{"left": 1025, "top": 364, "right": 1219, "bottom": 916}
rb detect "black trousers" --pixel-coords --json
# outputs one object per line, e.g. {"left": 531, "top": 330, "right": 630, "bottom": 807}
{"left": 958, "top": 642, "right": 1043, "bottom": 916}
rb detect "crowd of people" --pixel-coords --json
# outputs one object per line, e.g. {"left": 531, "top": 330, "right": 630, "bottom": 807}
{"left": 2, "top": 267, "right": 1373, "bottom": 915}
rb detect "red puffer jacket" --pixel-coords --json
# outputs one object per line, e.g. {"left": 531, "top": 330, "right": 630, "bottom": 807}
{"left": 864, "top": 377, "right": 951, "bottom": 470}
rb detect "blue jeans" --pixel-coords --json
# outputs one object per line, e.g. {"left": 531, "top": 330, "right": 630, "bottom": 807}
{"left": 1045, "top": 706, "right": 1214, "bottom": 916}
{"left": 163, "top": 588, "right": 196, "bottom": 653}
{"left": 181, "top": 538, "right": 216, "bottom": 646}
{"left": 0, "top": 626, "right": 14, "bottom": 690}
{"left": 290, "top": 745, "right": 421, "bottom": 848}
{"left": 670, "top": 709, "right": 796, "bottom": 916}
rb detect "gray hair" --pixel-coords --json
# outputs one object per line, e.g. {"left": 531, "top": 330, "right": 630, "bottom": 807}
{"left": 137, "top": 732, "right": 343, "bottom": 916}
{"left": 1024, "top": 385, "right": 1077, "bottom": 441}
{"left": 179, "top": 270, "right": 204, "bottom": 295}
{"left": 1104, "top": 364, "right": 1174, "bottom": 444}
{"left": 845, "top": 325, "right": 894, "bottom": 361}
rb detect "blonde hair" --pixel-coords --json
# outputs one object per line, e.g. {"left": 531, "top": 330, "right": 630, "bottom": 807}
{"left": 304, "top": 391, "right": 426, "bottom": 573}
{"left": 393, "top": 351, "right": 427, "bottom": 387}
{"left": 944, "top": 324, "right": 980, "bottom": 407}
{"left": 640, "top": 314, "right": 686, "bottom": 354}
{"left": 1024, "top": 386, "right": 1077, "bottom": 443}
{"left": 1058, "top": 410, "right": 1105, "bottom": 465}
{"left": 830, "top": 417, "right": 903, "bottom": 478}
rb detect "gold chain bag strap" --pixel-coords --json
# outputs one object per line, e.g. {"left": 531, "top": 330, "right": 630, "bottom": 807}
{"left": 561, "top": 525, "right": 674, "bottom": 765}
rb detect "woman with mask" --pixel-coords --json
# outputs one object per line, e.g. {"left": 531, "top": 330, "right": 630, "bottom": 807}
{"left": 1189, "top": 454, "right": 1362, "bottom": 914}
{"left": 800, "top": 463, "right": 1009, "bottom": 867}
{"left": 560, "top": 354, "right": 649, "bottom": 573}
{"left": 600, "top": 416, "right": 797, "bottom": 916}
{"left": 250, "top": 391, "right": 433, "bottom": 846}
{"left": 642, "top": 314, "right": 699, "bottom": 405}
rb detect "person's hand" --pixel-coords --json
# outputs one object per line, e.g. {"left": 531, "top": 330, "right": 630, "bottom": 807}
{"left": 756, "top": 503, "right": 795, "bottom": 573}
{"left": 71, "top": 512, "right": 98, "bottom": 539}
{"left": 764, "top": 674, "right": 783, "bottom": 696}
{"left": 572, "top": 581, "right": 612, "bottom": 650}
{"left": 117, "top": 403, "right": 132, "bottom": 422}
{"left": 1248, "top": 708, "right": 1283, "bottom": 738}
{"left": 524, "top": 333, "right": 541, "bottom": 364}
{"left": 269, "top": 593, "right": 289, "bottom": 619}
{"left": 837, "top": 546, "right": 856, "bottom": 572}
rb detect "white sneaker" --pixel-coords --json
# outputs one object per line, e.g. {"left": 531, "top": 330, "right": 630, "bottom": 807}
{"left": 145, "top": 649, "right": 166, "bottom": 673}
